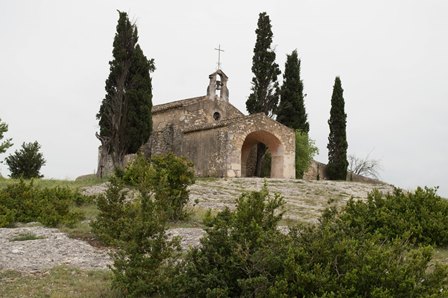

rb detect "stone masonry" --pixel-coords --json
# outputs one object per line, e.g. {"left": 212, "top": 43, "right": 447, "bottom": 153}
{"left": 144, "top": 69, "right": 296, "bottom": 178}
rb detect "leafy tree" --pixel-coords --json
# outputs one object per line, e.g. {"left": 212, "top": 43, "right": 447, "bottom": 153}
{"left": 0, "top": 118, "right": 12, "bottom": 158}
{"left": 277, "top": 50, "right": 309, "bottom": 133}
{"left": 96, "top": 11, "right": 154, "bottom": 171}
{"left": 5, "top": 141, "right": 46, "bottom": 179}
{"left": 295, "top": 130, "right": 318, "bottom": 178}
{"left": 246, "top": 12, "right": 281, "bottom": 177}
{"left": 326, "top": 77, "right": 348, "bottom": 180}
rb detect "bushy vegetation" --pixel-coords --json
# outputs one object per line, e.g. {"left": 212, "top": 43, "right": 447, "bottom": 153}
{"left": 92, "top": 153, "right": 194, "bottom": 297}
{"left": 5, "top": 141, "right": 46, "bottom": 179}
{"left": 295, "top": 130, "right": 318, "bottom": 178}
{"left": 331, "top": 187, "right": 448, "bottom": 246}
{"left": 120, "top": 153, "right": 195, "bottom": 220}
{"left": 0, "top": 180, "right": 86, "bottom": 227}
{"left": 166, "top": 186, "right": 448, "bottom": 297}
{"left": 172, "top": 184, "right": 287, "bottom": 297}
{"left": 94, "top": 178, "right": 448, "bottom": 296}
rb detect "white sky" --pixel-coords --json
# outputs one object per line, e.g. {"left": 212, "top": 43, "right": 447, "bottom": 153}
{"left": 1, "top": 1, "right": 447, "bottom": 197}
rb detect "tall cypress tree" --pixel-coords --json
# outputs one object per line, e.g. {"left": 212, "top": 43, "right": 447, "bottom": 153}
{"left": 96, "top": 11, "right": 154, "bottom": 171}
{"left": 326, "top": 77, "right": 348, "bottom": 180}
{"left": 277, "top": 50, "right": 309, "bottom": 133}
{"left": 246, "top": 12, "right": 281, "bottom": 117}
{"left": 246, "top": 12, "right": 281, "bottom": 177}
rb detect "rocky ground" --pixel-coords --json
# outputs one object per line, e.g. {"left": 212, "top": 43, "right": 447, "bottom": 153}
{"left": 0, "top": 178, "right": 394, "bottom": 273}
{"left": 189, "top": 178, "right": 394, "bottom": 223}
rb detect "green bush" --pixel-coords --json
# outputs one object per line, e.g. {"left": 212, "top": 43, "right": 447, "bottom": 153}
{"left": 0, "top": 180, "right": 85, "bottom": 227}
{"left": 170, "top": 185, "right": 448, "bottom": 297}
{"left": 332, "top": 187, "right": 448, "bottom": 246}
{"left": 172, "top": 184, "right": 288, "bottom": 297}
{"left": 295, "top": 130, "right": 318, "bottom": 178}
{"left": 92, "top": 156, "right": 183, "bottom": 297}
{"left": 121, "top": 153, "right": 195, "bottom": 220}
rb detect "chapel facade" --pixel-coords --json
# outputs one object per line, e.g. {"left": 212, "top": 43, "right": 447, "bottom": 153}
{"left": 141, "top": 69, "right": 296, "bottom": 179}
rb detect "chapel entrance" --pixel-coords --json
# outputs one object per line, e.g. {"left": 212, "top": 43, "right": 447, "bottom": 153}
{"left": 240, "top": 130, "right": 285, "bottom": 178}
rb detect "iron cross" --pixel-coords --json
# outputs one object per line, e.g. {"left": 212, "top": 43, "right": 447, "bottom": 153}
{"left": 215, "top": 44, "right": 224, "bottom": 69}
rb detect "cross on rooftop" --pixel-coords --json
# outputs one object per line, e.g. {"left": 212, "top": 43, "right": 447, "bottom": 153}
{"left": 214, "top": 44, "right": 224, "bottom": 69}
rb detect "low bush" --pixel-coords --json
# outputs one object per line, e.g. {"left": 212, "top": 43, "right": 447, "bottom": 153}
{"left": 331, "top": 187, "right": 448, "bottom": 246}
{"left": 120, "top": 153, "right": 195, "bottom": 220}
{"left": 0, "top": 180, "right": 85, "bottom": 227}
{"left": 92, "top": 154, "right": 186, "bottom": 297}
{"left": 170, "top": 186, "right": 448, "bottom": 297}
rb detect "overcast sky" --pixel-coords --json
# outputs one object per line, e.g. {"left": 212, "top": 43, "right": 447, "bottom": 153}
{"left": 1, "top": 1, "right": 447, "bottom": 197}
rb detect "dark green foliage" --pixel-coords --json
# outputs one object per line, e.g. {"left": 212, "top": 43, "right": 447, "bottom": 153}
{"left": 0, "top": 118, "right": 13, "bottom": 156}
{"left": 327, "top": 77, "right": 348, "bottom": 180}
{"left": 246, "top": 12, "right": 281, "bottom": 117}
{"left": 277, "top": 224, "right": 448, "bottom": 297}
{"left": 334, "top": 187, "right": 448, "bottom": 246}
{"left": 122, "top": 153, "right": 195, "bottom": 220}
{"left": 277, "top": 50, "right": 309, "bottom": 133}
{"left": 0, "top": 180, "right": 84, "bottom": 227}
{"left": 123, "top": 44, "right": 154, "bottom": 154}
{"left": 96, "top": 11, "right": 154, "bottom": 168}
{"left": 171, "top": 186, "right": 448, "bottom": 297}
{"left": 295, "top": 130, "right": 319, "bottom": 178}
{"left": 5, "top": 141, "right": 46, "bottom": 179}
{"left": 92, "top": 155, "right": 187, "bottom": 297}
{"left": 172, "top": 184, "right": 286, "bottom": 297}
{"left": 245, "top": 12, "right": 281, "bottom": 176}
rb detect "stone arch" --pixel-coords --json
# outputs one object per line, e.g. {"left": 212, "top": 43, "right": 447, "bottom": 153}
{"left": 240, "top": 130, "right": 285, "bottom": 178}
{"left": 226, "top": 113, "right": 296, "bottom": 179}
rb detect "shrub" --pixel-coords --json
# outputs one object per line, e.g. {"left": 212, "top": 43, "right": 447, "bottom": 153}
{"left": 295, "top": 130, "right": 318, "bottom": 178}
{"left": 5, "top": 141, "right": 46, "bottom": 179}
{"left": 332, "top": 187, "right": 448, "bottom": 246}
{"left": 171, "top": 184, "right": 448, "bottom": 297}
{"left": 0, "top": 180, "right": 85, "bottom": 227}
{"left": 172, "top": 184, "right": 287, "bottom": 297}
{"left": 122, "top": 153, "right": 195, "bottom": 220}
{"left": 92, "top": 156, "right": 182, "bottom": 297}
{"left": 274, "top": 223, "right": 448, "bottom": 297}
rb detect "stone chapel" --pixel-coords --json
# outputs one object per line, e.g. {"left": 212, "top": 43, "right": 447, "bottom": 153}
{"left": 140, "top": 69, "right": 296, "bottom": 179}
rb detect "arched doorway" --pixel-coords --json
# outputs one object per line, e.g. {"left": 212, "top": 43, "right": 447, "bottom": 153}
{"left": 240, "top": 130, "right": 285, "bottom": 178}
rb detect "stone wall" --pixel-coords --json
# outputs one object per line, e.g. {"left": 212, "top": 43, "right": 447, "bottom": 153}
{"left": 182, "top": 127, "right": 228, "bottom": 177}
{"left": 226, "top": 113, "right": 296, "bottom": 179}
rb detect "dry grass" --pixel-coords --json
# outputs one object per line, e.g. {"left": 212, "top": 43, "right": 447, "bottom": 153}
{"left": 0, "top": 266, "right": 121, "bottom": 298}
{"left": 0, "top": 176, "right": 107, "bottom": 191}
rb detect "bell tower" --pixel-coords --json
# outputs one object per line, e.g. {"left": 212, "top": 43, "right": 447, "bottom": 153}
{"left": 206, "top": 69, "right": 229, "bottom": 101}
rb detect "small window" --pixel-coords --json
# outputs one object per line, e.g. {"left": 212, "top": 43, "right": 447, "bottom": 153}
{"left": 213, "top": 112, "right": 221, "bottom": 121}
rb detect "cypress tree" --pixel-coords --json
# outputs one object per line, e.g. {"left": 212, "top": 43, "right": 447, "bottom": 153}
{"left": 246, "top": 12, "right": 281, "bottom": 117}
{"left": 246, "top": 12, "right": 281, "bottom": 177}
{"left": 96, "top": 11, "right": 154, "bottom": 171}
{"left": 277, "top": 50, "right": 309, "bottom": 133}
{"left": 326, "top": 77, "right": 348, "bottom": 180}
